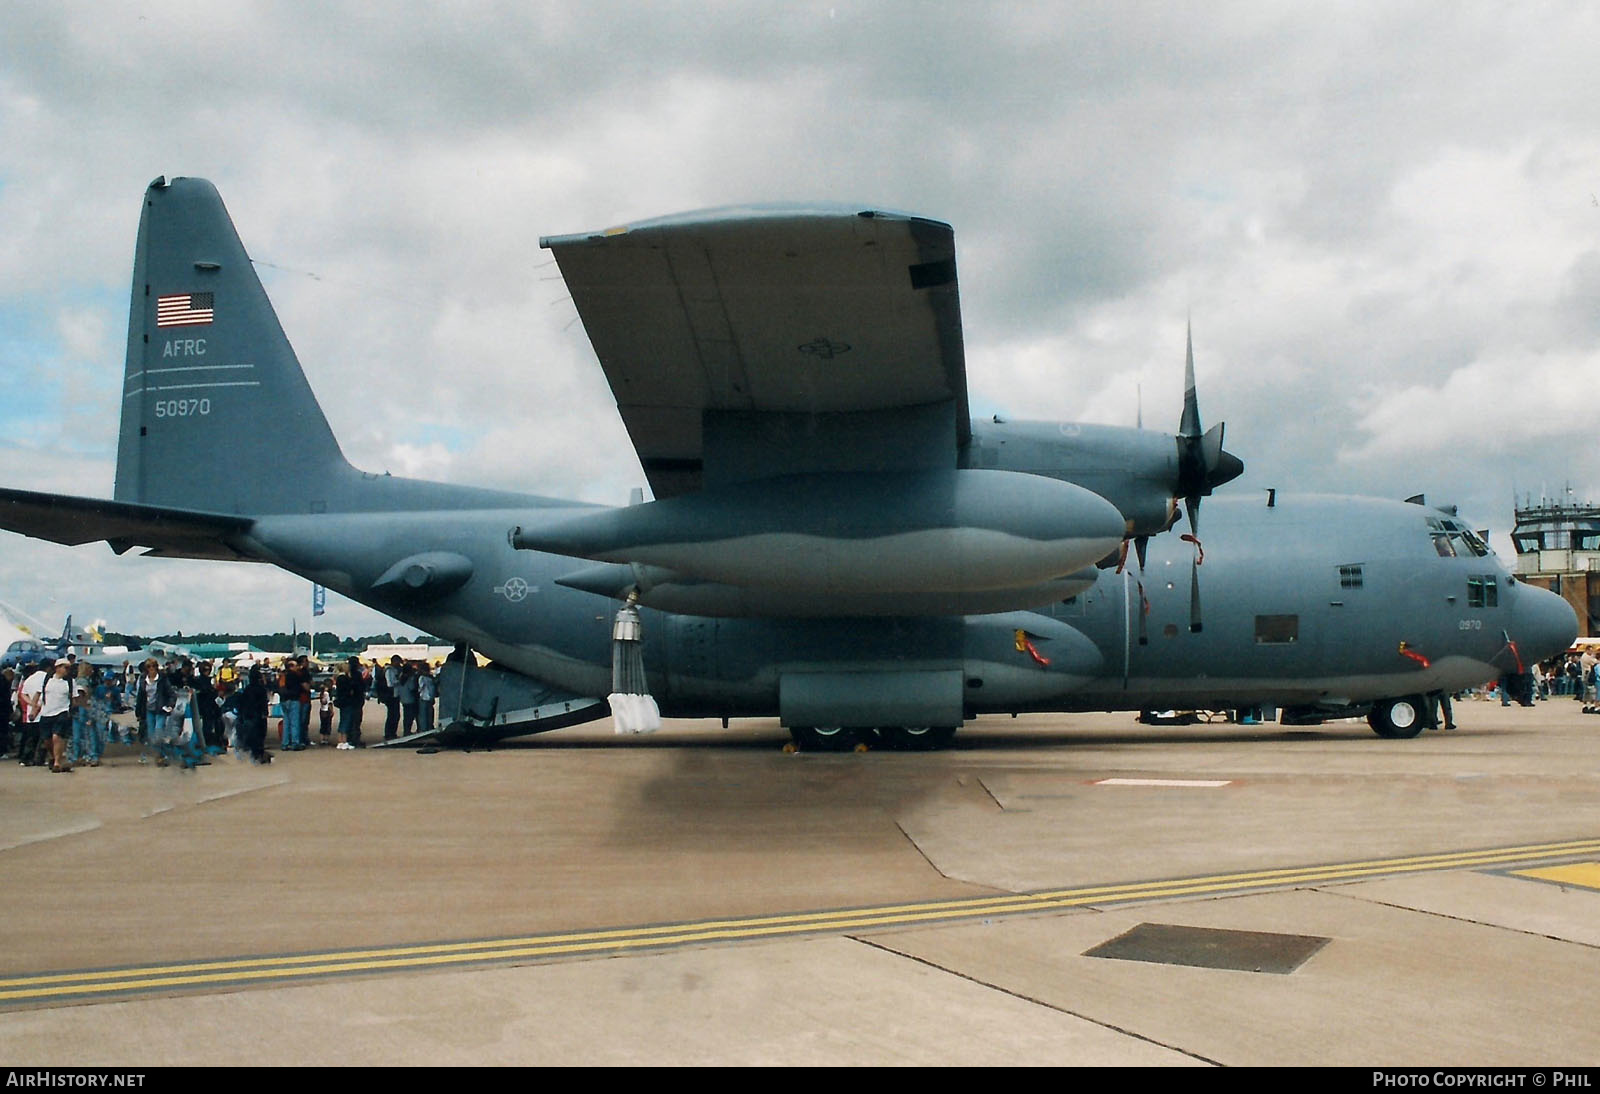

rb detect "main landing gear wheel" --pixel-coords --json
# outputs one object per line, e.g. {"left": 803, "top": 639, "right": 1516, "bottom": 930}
{"left": 789, "top": 725, "right": 859, "bottom": 752}
{"left": 878, "top": 726, "right": 957, "bottom": 751}
{"left": 1368, "top": 696, "right": 1428, "bottom": 739}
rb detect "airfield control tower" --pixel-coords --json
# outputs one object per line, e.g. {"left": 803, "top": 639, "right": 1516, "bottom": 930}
{"left": 1512, "top": 498, "right": 1600, "bottom": 639}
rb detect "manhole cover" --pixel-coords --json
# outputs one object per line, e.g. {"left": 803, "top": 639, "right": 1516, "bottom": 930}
{"left": 1084, "top": 922, "right": 1329, "bottom": 974}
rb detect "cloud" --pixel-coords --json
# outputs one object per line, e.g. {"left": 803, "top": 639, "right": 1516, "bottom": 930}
{"left": 4, "top": 2, "right": 1600, "bottom": 630}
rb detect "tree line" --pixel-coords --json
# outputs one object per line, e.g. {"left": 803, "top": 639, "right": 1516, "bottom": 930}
{"left": 101, "top": 631, "right": 446, "bottom": 656}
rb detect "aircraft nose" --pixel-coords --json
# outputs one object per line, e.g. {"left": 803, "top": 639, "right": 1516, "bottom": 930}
{"left": 1511, "top": 581, "right": 1579, "bottom": 663}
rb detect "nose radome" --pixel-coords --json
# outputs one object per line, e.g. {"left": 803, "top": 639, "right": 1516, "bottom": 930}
{"left": 1513, "top": 583, "right": 1579, "bottom": 663}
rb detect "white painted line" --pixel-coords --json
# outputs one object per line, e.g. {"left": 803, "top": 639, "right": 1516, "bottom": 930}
{"left": 146, "top": 364, "right": 258, "bottom": 375}
{"left": 1094, "top": 777, "right": 1234, "bottom": 788}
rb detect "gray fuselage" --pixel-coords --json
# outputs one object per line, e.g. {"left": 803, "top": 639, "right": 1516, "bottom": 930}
{"left": 242, "top": 488, "right": 1574, "bottom": 724}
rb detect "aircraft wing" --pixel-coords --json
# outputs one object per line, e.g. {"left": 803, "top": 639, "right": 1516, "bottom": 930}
{"left": 0, "top": 487, "right": 258, "bottom": 562}
{"left": 543, "top": 204, "right": 970, "bottom": 498}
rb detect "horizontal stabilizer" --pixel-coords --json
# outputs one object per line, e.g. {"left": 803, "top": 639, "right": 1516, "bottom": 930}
{"left": 0, "top": 487, "right": 256, "bottom": 561}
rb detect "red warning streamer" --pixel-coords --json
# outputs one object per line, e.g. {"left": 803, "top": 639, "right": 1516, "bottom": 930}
{"left": 1014, "top": 629, "right": 1051, "bottom": 667}
{"left": 1397, "top": 641, "right": 1430, "bottom": 669}
{"left": 1503, "top": 637, "right": 1524, "bottom": 675}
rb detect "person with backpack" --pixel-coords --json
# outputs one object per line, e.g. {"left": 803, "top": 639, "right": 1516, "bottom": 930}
{"left": 134, "top": 659, "right": 176, "bottom": 766}
{"left": 334, "top": 658, "right": 367, "bottom": 749}
{"left": 397, "top": 661, "right": 419, "bottom": 736}
{"left": 39, "top": 660, "right": 75, "bottom": 773}
{"left": 237, "top": 667, "right": 271, "bottom": 764}
{"left": 416, "top": 663, "right": 437, "bottom": 737}
{"left": 378, "top": 655, "right": 403, "bottom": 741}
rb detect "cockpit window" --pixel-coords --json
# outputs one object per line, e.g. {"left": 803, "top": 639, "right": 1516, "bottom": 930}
{"left": 1444, "top": 519, "right": 1491, "bottom": 557}
{"left": 1425, "top": 516, "right": 1491, "bottom": 558}
{"left": 1468, "top": 575, "right": 1498, "bottom": 608}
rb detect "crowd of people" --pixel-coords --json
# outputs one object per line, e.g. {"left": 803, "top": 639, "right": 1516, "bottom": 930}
{"left": 1543, "top": 649, "right": 1600, "bottom": 709}
{"left": 1430, "top": 650, "right": 1600, "bottom": 726}
{"left": 4, "top": 646, "right": 1597, "bottom": 766}
{"left": 0, "top": 651, "right": 441, "bottom": 772}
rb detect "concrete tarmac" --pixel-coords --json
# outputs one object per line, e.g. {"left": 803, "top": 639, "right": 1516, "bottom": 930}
{"left": 2, "top": 697, "right": 1598, "bottom": 1066}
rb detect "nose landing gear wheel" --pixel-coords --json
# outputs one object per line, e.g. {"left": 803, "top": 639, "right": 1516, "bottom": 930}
{"left": 1368, "top": 696, "right": 1428, "bottom": 739}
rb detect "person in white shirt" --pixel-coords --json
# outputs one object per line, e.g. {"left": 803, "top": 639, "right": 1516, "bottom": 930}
{"left": 17, "top": 662, "right": 49, "bottom": 767}
{"left": 37, "top": 661, "right": 75, "bottom": 773}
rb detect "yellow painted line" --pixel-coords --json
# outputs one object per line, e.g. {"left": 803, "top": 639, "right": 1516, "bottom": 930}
{"left": 4, "top": 836, "right": 1598, "bottom": 1007}
{"left": 1512, "top": 861, "right": 1600, "bottom": 890}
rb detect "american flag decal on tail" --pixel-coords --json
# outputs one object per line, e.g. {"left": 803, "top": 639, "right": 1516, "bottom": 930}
{"left": 156, "top": 292, "right": 214, "bottom": 327}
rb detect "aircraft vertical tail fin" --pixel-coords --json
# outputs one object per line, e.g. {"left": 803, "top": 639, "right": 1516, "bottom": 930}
{"left": 114, "top": 177, "right": 351, "bottom": 515}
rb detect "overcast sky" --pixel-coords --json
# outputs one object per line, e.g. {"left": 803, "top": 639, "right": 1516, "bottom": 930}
{"left": 2, "top": 1, "right": 1597, "bottom": 638}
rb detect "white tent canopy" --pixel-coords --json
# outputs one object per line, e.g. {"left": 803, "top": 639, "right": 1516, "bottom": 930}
{"left": 0, "top": 599, "right": 49, "bottom": 653}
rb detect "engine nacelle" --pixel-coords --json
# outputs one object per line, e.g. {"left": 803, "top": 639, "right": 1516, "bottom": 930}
{"left": 966, "top": 419, "right": 1241, "bottom": 537}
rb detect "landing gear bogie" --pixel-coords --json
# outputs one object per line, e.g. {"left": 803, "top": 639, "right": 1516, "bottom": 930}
{"left": 787, "top": 725, "right": 959, "bottom": 751}
{"left": 788, "top": 725, "right": 860, "bottom": 752}
{"left": 876, "top": 725, "right": 957, "bottom": 751}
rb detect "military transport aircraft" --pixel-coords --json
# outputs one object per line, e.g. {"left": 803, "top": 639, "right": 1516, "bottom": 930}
{"left": 0, "top": 614, "right": 107, "bottom": 670}
{"left": 0, "top": 177, "right": 1578, "bottom": 748}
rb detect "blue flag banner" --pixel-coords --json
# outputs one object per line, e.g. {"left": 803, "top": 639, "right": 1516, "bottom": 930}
{"left": 312, "top": 584, "right": 326, "bottom": 618}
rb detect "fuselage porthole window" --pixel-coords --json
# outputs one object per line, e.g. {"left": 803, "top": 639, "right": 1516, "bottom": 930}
{"left": 1254, "top": 615, "right": 1299, "bottom": 644}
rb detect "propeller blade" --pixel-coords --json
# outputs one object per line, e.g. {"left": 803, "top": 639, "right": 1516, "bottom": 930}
{"left": 1180, "top": 321, "right": 1200, "bottom": 439}
{"left": 1173, "top": 327, "right": 1243, "bottom": 502}
{"left": 1189, "top": 554, "right": 1203, "bottom": 633}
{"left": 1201, "top": 421, "right": 1225, "bottom": 474}
{"left": 1201, "top": 421, "right": 1243, "bottom": 490}
{"left": 1138, "top": 578, "right": 1149, "bottom": 645}
{"left": 1181, "top": 500, "right": 1204, "bottom": 633}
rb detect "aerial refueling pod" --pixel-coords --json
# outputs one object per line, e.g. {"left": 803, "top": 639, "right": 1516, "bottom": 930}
{"left": 551, "top": 561, "right": 1102, "bottom": 618}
